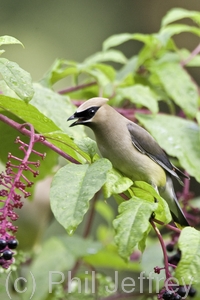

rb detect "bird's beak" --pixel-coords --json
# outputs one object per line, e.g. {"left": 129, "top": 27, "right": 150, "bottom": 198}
{"left": 67, "top": 113, "right": 81, "bottom": 127}
{"left": 67, "top": 114, "right": 78, "bottom": 127}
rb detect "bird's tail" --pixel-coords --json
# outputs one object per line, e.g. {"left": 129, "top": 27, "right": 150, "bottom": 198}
{"left": 160, "top": 176, "right": 189, "bottom": 227}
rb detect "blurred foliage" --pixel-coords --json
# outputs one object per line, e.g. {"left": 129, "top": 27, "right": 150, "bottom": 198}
{"left": 0, "top": 7, "right": 200, "bottom": 300}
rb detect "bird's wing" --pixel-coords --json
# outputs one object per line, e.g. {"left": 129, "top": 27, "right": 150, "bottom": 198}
{"left": 127, "top": 123, "right": 188, "bottom": 184}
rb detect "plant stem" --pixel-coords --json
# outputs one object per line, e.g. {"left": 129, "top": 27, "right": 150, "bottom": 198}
{"left": 58, "top": 81, "right": 96, "bottom": 94}
{"left": 0, "top": 114, "right": 80, "bottom": 164}
{"left": 65, "top": 260, "right": 81, "bottom": 291}
{"left": 1, "top": 124, "right": 35, "bottom": 236}
{"left": 83, "top": 192, "right": 99, "bottom": 238}
{"left": 181, "top": 43, "right": 200, "bottom": 67}
{"left": 153, "top": 218, "right": 181, "bottom": 234}
{"left": 150, "top": 219, "right": 172, "bottom": 280}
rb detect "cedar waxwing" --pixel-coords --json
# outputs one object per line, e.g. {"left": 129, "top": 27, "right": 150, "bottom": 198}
{"left": 68, "top": 97, "right": 189, "bottom": 227}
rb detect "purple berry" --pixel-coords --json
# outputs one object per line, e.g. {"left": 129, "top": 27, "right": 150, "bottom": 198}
{"left": 163, "top": 290, "right": 174, "bottom": 299}
{"left": 174, "top": 252, "right": 181, "bottom": 262}
{"left": 166, "top": 243, "right": 174, "bottom": 252}
{"left": 189, "top": 287, "right": 196, "bottom": 297}
{"left": 168, "top": 252, "right": 181, "bottom": 265}
{"left": 2, "top": 250, "right": 13, "bottom": 260}
{"left": 173, "top": 294, "right": 182, "bottom": 300}
{"left": 7, "top": 239, "right": 18, "bottom": 249}
{"left": 177, "top": 286, "right": 186, "bottom": 297}
{"left": 0, "top": 239, "right": 7, "bottom": 250}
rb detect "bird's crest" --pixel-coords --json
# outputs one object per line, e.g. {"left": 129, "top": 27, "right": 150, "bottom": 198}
{"left": 77, "top": 97, "right": 108, "bottom": 112}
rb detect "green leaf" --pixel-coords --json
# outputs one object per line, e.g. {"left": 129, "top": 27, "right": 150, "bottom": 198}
{"left": 117, "top": 84, "right": 159, "bottom": 114}
{"left": 0, "top": 91, "right": 91, "bottom": 164}
{"left": 103, "top": 33, "right": 155, "bottom": 51}
{"left": 0, "top": 112, "right": 58, "bottom": 185}
{"left": 0, "top": 35, "right": 23, "bottom": 47}
{"left": 58, "top": 234, "right": 102, "bottom": 257}
{"left": 96, "top": 224, "right": 114, "bottom": 242}
{"left": 66, "top": 81, "right": 98, "bottom": 101}
{"left": 103, "top": 33, "right": 134, "bottom": 51}
{"left": 43, "top": 132, "right": 91, "bottom": 164}
{"left": 130, "top": 33, "right": 156, "bottom": 45}
{"left": 77, "top": 62, "right": 116, "bottom": 85}
{"left": 179, "top": 49, "right": 200, "bottom": 67}
{"left": 85, "top": 68, "right": 112, "bottom": 86}
{"left": 0, "top": 97, "right": 60, "bottom": 183}
{"left": 113, "top": 197, "right": 157, "bottom": 260}
{"left": 103, "top": 168, "right": 133, "bottom": 199}
{"left": 0, "top": 58, "right": 34, "bottom": 102}
{"left": 155, "top": 195, "right": 172, "bottom": 224}
{"left": 31, "top": 83, "right": 86, "bottom": 140}
{"left": 42, "top": 56, "right": 117, "bottom": 88}
{"left": 151, "top": 62, "right": 198, "bottom": 117}
{"left": 0, "top": 79, "right": 19, "bottom": 97}
{"left": 40, "top": 59, "right": 78, "bottom": 87}
{"left": 92, "top": 63, "right": 116, "bottom": 81}
{"left": 83, "top": 247, "right": 141, "bottom": 271}
{"left": 136, "top": 114, "right": 200, "bottom": 182}
{"left": 138, "top": 225, "right": 151, "bottom": 253}
{"left": 116, "top": 56, "right": 138, "bottom": 81}
{"left": 132, "top": 181, "right": 160, "bottom": 201}
{"left": 161, "top": 8, "right": 200, "bottom": 27}
{"left": 75, "top": 137, "right": 98, "bottom": 161}
{"left": 159, "top": 49, "right": 200, "bottom": 66}
{"left": 152, "top": 51, "right": 181, "bottom": 65}
{"left": 0, "top": 95, "right": 60, "bottom": 133}
{"left": 175, "top": 227, "right": 200, "bottom": 284}
{"left": 136, "top": 33, "right": 174, "bottom": 64}
{"left": 84, "top": 50, "right": 127, "bottom": 65}
{"left": 158, "top": 24, "right": 200, "bottom": 45}
{"left": 50, "top": 159, "right": 112, "bottom": 234}
{"left": 132, "top": 181, "right": 172, "bottom": 224}
{"left": 27, "top": 237, "right": 75, "bottom": 300}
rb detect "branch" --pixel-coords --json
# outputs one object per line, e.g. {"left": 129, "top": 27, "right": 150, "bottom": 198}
{"left": 58, "top": 81, "right": 96, "bottom": 95}
{"left": 0, "top": 114, "right": 80, "bottom": 164}
{"left": 83, "top": 191, "right": 100, "bottom": 238}
{"left": 153, "top": 218, "right": 181, "bottom": 234}
{"left": 181, "top": 43, "right": 200, "bottom": 67}
{"left": 150, "top": 219, "right": 172, "bottom": 281}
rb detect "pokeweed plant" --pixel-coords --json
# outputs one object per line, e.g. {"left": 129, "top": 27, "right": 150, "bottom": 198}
{"left": 0, "top": 7, "right": 200, "bottom": 300}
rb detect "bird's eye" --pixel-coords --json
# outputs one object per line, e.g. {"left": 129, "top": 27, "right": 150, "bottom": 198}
{"left": 88, "top": 108, "right": 96, "bottom": 117}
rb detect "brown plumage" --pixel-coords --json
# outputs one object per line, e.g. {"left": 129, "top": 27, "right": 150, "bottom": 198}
{"left": 68, "top": 97, "right": 189, "bottom": 226}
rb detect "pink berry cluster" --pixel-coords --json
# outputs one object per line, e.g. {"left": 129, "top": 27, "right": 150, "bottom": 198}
{"left": 0, "top": 133, "right": 45, "bottom": 269}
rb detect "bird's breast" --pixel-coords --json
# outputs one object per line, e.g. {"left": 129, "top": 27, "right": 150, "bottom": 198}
{"left": 94, "top": 127, "right": 166, "bottom": 188}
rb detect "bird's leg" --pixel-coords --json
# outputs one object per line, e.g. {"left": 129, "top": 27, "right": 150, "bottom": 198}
{"left": 150, "top": 211, "right": 156, "bottom": 221}
{"left": 149, "top": 183, "right": 160, "bottom": 221}
{"left": 151, "top": 182, "right": 159, "bottom": 203}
